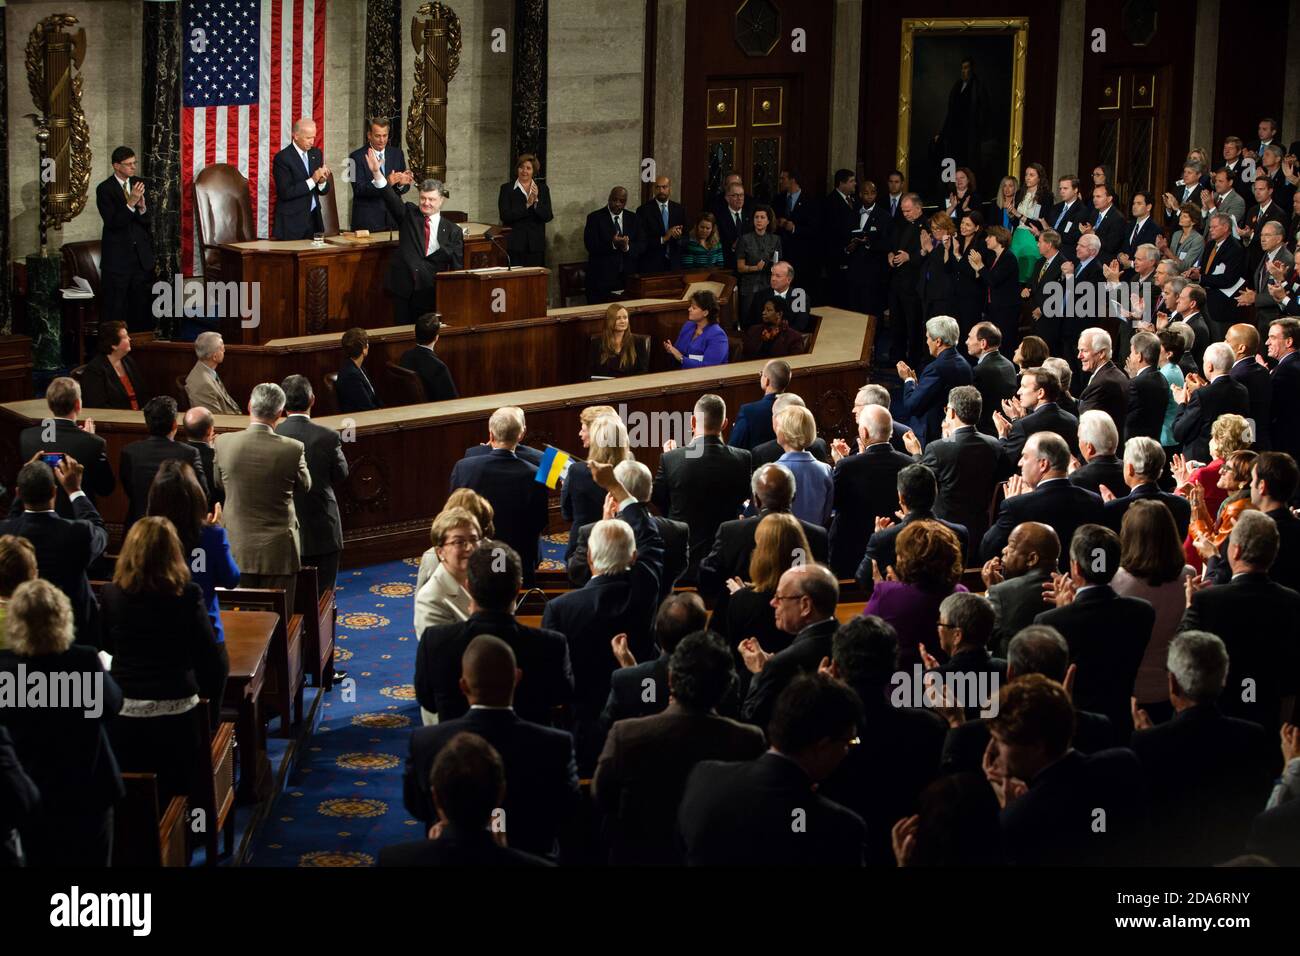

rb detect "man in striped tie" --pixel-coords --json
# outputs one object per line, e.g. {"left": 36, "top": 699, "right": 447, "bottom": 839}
{"left": 271, "top": 117, "right": 331, "bottom": 240}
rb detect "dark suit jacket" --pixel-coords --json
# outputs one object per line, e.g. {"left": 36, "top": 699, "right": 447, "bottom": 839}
{"left": 855, "top": 511, "right": 968, "bottom": 595}
{"left": 828, "top": 443, "right": 916, "bottom": 577}
{"left": 984, "top": 248, "right": 1023, "bottom": 333}
{"left": 189, "top": 440, "right": 221, "bottom": 507}
{"left": 19, "top": 418, "right": 115, "bottom": 517}
{"left": 600, "top": 655, "right": 670, "bottom": 729}
{"left": 462, "top": 442, "right": 545, "bottom": 468}
{"left": 1045, "top": 200, "right": 1089, "bottom": 259}
{"left": 1078, "top": 361, "right": 1129, "bottom": 437}
{"left": 1172, "top": 374, "right": 1251, "bottom": 462}
{"left": 271, "top": 144, "right": 330, "bottom": 240}
{"left": 918, "top": 426, "right": 1002, "bottom": 555}
{"left": 1035, "top": 586, "right": 1156, "bottom": 733}
{"left": 119, "top": 435, "right": 206, "bottom": 527}
{"left": 1090, "top": 206, "right": 1128, "bottom": 262}
{"left": 1122, "top": 216, "right": 1161, "bottom": 258}
{"left": 398, "top": 345, "right": 458, "bottom": 402}
{"left": 414, "top": 609, "right": 574, "bottom": 725}
{"left": 583, "top": 206, "right": 643, "bottom": 301}
{"left": 751, "top": 436, "right": 831, "bottom": 471}
{"left": 378, "top": 826, "right": 554, "bottom": 867}
{"left": 695, "top": 509, "right": 829, "bottom": 599}
{"left": 1271, "top": 352, "right": 1300, "bottom": 461}
{"left": 0, "top": 498, "right": 108, "bottom": 643}
{"left": 651, "top": 436, "right": 751, "bottom": 578}
{"left": 986, "top": 568, "right": 1054, "bottom": 654}
{"left": 1131, "top": 703, "right": 1276, "bottom": 865}
{"left": 378, "top": 185, "right": 464, "bottom": 298}
{"left": 729, "top": 392, "right": 777, "bottom": 450}
{"left": 448, "top": 448, "right": 550, "bottom": 588}
{"left": 998, "top": 403, "right": 1080, "bottom": 476}
{"left": 972, "top": 351, "right": 1019, "bottom": 435}
{"left": 1070, "top": 454, "right": 1125, "bottom": 498}
{"left": 274, "top": 414, "right": 348, "bottom": 556}
{"left": 79, "top": 353, "right": 150, "bottom": 411}
{"left": 1103, "top": 483, "right": 1192, "bottom": 540}
{"left": 1180, "top": 570, "right": 1300, "bottom": 729}
{"left": 402, "top": 708, "right": 579, "bottom": 857}
{"left": 634, "top": 198, "right": 687, "bottom": 273}
{"left": 678, "top": 751, "right": 867, "bottom": 865}
{"left": 1000, "top": 748, "right": 1146, "bottom": 865}
{"left": 748, "top": 285, "right": 812, "bottom": 332}
{"left": 895, "top": 347, "right": 974, "bottom": 447}
{"left": 890, "top": 217, "right": 924, "bottom": 293}
{"left": 568, "top": 515, "right": 689, "bottom": 606}
{"left": 1248, "top": 796, "right": 1300, "bottom": 866}
{"left": 1125, "top": 365, "right": 1169, "bottom": 443}
{"left": 593, "top": 703, "right": 766, "bottom": 865}
{"left": 716, "top": 205, "right": 753, "bottom": 271}
{"left": 96, "top": 176, "right": 154, "bottom": 275}
{"left": 982, "top": 478, "right": 1105, "bottom": 568}
{"left": 1198, "top": 237, "right": 1248, "bottom": 330}
{"left": 335, "top": 360, "right": 381, "bottom": 413}
{"left": 1231, "top": 358, "right": 1273, "bottom": 450}
{"left": 348, "top": 144, "right": 408, "bottom": 231}
{"left": 742, "top": 618, "right": 839, "bottom": 730}
{"left": 497, "top": 180, "right": 554, "bottom": 257}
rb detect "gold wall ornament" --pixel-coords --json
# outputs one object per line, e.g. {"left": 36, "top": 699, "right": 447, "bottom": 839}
{"left": 406, "top": 2, "right": 462, "bottom": 182}
{"left": 25, "top": 13, "right": 91, "bottom": 253}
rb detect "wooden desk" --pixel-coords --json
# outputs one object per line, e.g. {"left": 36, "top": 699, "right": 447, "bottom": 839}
{"left": 215, "top": 223, "right": 508, "bottom": 344}
{"left": 222, "top": 610, "right": 277, "bottom": 804}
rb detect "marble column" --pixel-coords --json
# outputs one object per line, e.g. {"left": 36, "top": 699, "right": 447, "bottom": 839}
{"left": 1053, "top": 0, "right": 1086, "bottom": 179}
{"left": 829, "top": 0, "right": 862, "bottom": 178}
{"left": 511, "top": 0, "right": 546, "bottom": 175}
{"left": 1189, "top": 0, "right": 1220, "bottom": 152}
{"left": 652, "top": 0, "right": 685, "bottom": 192}
{"left": 366, "top": 0, "right": 402, "bottom": 142}
{"left": 143, "top": 0, "right": 182, "bottom": 336}
{"left": 0, "top": 3, "right": 10, "bottom": 335}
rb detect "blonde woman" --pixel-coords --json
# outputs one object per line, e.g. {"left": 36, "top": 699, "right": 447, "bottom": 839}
{"left": 416, "top": 488, "right": 494, "bottom": 595}
{"left": 718, "top": 512, "right": 812, "bottom": 659}
{"left": 563, "top": 410, "right": 631, "bottom": 558}
{"left": 774, "top": 405, "right": 832, "bottom": 527}
{"left": 1172, "top": 412, "right": 1253, "bottom": 529}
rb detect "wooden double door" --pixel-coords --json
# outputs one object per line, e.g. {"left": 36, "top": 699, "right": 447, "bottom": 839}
{"left": 1090, "top": 66, "right": 1172, "bottom": 208}
{"left": 703, "top": 77, "right": 792, "bottom": 209}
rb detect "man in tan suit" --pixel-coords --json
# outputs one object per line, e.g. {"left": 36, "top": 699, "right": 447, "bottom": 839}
{"left": 213, "top": 382, "right": 311, "bottom": 610}
{"left": 185, "top": 331, "right": 242, "bottom": 414}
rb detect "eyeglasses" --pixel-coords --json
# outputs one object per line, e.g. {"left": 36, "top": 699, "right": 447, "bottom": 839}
{"left": 772, "top": 593, "right": 802, "bottom": 603}
{"left": 441, "top": 535, "right": 481, "bottom": 549}
{"left": 936, "top": 621, "right": 954, "bottom": 629}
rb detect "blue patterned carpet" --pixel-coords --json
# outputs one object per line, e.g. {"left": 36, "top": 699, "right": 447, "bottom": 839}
{"left": 246, "top": 536, "right": 568, "bottom": 867}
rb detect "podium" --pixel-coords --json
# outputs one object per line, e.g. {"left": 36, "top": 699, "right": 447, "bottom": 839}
{"left": 436, "top": 267, "right": 550, "bottom": 327}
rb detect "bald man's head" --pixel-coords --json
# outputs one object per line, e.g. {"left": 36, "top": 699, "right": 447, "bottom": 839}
{"left": 1226, "top": 323, "right": 1259, "bottom": 357}
{"left": 860, "top": 404, "right": 893, "bottom": 443}
{"left": 459, "top": 635, "right": 520, "bottom": 707}
{"left": 182, "top": 406, "right": 215, "bottom": 442}
{"left": 1004, "top": 521, "right": 1060, "bottom": 576}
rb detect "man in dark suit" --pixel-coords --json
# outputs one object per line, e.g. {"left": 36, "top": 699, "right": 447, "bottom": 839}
{"left": 1193, "top": 214, "right": 1248, "bottom": 340}
{"left": 739, "top": 565, "right": 840, "bottom": 730}
{"left": 715, "top": 179, "right": 753, "bottom": 272}
{"left": 1124, "top": 330, "right": 1171, "bottom": 443}
{"left": 1267, "top": 319, "right": 1300, "bottom": 461}
{"left": 828, "top": 406, "right": 915, "bottom": 577}
{"left": 594, "top": 630, "right": 766, "bottom": 865}
{"left": 448, "top": 407, "right": 549, "bottom": 588}
{"left": 1084, "top": 184, "right": 1127, "bottom": 263}
{"left": 1242, "top": 222, "right": 1293, "bottom": 342}
{"left": 856, "top": 464, "right": 968, "bottom": 595}
{"left": 583, "top": 186, "right": 642, "bottom": 304}
{"left": 18, "top": 377, "right": 114, "bottom": 518}
{"left": 414, "top": 541, "right": 573, "bottom": 726}
{"left": 598, "top": 593, "right": 707, "bottom": 729}
{"left": 96, "top": 146, "right": 154, "bottom": 332}
{"left": 982, "top": 432, "right": 1105, "bottom": 567}
{"left": 1172, "top": 341, "right": 1252, "bottom": 463}
{"left": 335, "top": 327, "right": 382, "bottom": 413}
{"left": 966, "top": 322, "right": 1019, "bottom": 436}
{"left": 1026, "top": 230, "right": 1067, "bottom": 355}
{"left": 1184, "top": 508, "right": 1300, "bottom": 730}
{"left": 1104, "top": 437, "right": 1192, "bottom": 539}
{"left": 695, "top": 463, "right": 829, "bottom": 599}
{"left": 403, "top": 636, "right": 579, "bottom": 859}
{"left": 276, "top": 375, "right": 349, "bottom": 594}
{"left": 1226, "top": 323, "right": 1273, "bottom": 449}
{"left": 365, "top": 151, "right": 464, "bottom": 325}
{"left": 993, "top": 367, "right": 1081, "bottom": 478}
{"left": 398, "top": 312, "right": 458, "bottom": 402}
{"left": 0, "top": 458, "right": 107, "bottom": 645}
{"left": 888, "top": 194, "right": 926, "bottom": 366}
{"left": 1070, "top": 409, "right": 1125, "bottom": 497}
{"left": 916, "top": 385, "right": 1002, "bottom": 557}
{"left": 749, "top": 393, "right": 831, "bottom": 470}
{"left": 1240, "top": 176, "right": 1290, "bottom": 274}
{"left": 1130, "top": 631, "right": 1277, "bottom": 865}
{"left": 1076, "top": 327, "right": 1129, "bottom": 436}
{"left": 119, "top": 396, "right": 205, "bottom": 528}
{"left": 1034, "top": 524, "right": 1155, "bottom": 735}
{"left": 1060, "top": 233, "right": 1106, "bottom": 378}
{"left": 987, "top": 675, "right": 1146, "bottom": 866}
{"left": 651, "top": 394, "right": 751, "bottom": 581}
{"left": 728, "top": 360, "right": 789, "bottom": 450}
{"left": 634, "top": 176, "right": 687, "bottom": 274}
{"left": 272, "top": 118, "right": 330, "bottom": 240}
{"left": 774, "top": 168, "right": 820, "bottom": 293}
{"left": 748, "top": 262, "right": 812, "bottom": 332}
{"left": 543, "top": 466, "right": 665, "bottom": 772}
{"left": 379, "top": 732, "right": 553, "bottom": 867}
{"left": 894, "top": 316, "right": 974, "bottom": 448}
{"left": 181, "top": 407, "right": 221, "bottom": 508}
{"left": 679, "top": 672, "right": 867, "bottom": 865}
{"left": 1121, "top": 191, "right": 1161, "bottom": 259}
{"left": 1043, "top": 176, "right": 1089, "bottom": 261}
{"left": 347, "top": 116, "right": 408, "bottom": 232}
{"left": 822, "top": 170, "right": 861, "bottom": 308}
{"left": 981, "top": 525, "right": 1060, "bottom": 656}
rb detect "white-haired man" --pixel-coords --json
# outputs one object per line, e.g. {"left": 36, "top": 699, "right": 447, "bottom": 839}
{"left": 1070, "top": 409, "right": 1124, "bottom": 497}
{"left": 1076, "top": 327, "right": 1129, "bottom": 437}
{"left": 893, "top": 315, "right": 972, "bottom": 447}
{"left": 272, "top": 117, "right": 330, "bottom": 240}
{"left": 185, "top": 331, "right": 241, "bottom": 414}
{"left": 1171, "top": 341, "right": 1251, "bottom": 462}
{"left": 1102, "top": 436, "right": 1191, "bottom": 538}
{"left": 828, "top": 405, "right": 913, "bottom": 577}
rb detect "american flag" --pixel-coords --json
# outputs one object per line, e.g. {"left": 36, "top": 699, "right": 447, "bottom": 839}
{"left": 181, "top": 0, "right": 327, "bottom": 275}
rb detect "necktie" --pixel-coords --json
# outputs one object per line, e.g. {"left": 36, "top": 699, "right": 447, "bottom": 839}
{"left": 424, "top": 215, "right": 432, "bottom": 255}
{"left": 1205, "top": 243, "right": 1218, "bottom": 274}
{"left": 788, "top": 193, "right": 795, "bottom": 215}
{"left": 1038, "top": 259, "right": 1048, "bottom": 282}
{"left": 122, "top": 179, "right": 131, "bottom": 201}
{"left": 734, "top": 211, "right": 741, "bottom": 230}
{"left": 302, "top": 150, "right": 317, "bottom": 211}
{"left": 1131, "top": 222, "right": 1139, "bottom": 245}
{"left": 1054, "top": 203, "right": 1068, "bottom": 229}
{"left": 614, "top": 214, "right": 622, "bottom": 235}
{"left": 1258, "top": 257, "right": 1269, "bottom": 293}
{"left": 661, "top": 203, "right": 669, "bottom": 230}
{"left": 377, "top": 152, "right": 384, "bottom": 173}
{"left": 1095, "top": 211, "right": 1103, "bottom": 227}
{"left": 891, "top": 197, "right": 898, "bottom": 216}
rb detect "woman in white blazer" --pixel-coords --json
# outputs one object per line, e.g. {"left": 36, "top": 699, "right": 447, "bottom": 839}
{"left": 413, "top": 509, "right": 480, "bottom": 637}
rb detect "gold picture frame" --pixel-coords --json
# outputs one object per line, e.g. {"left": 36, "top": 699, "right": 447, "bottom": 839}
{"left": 895, "top": 17, "right": 1028, "bottom": 185}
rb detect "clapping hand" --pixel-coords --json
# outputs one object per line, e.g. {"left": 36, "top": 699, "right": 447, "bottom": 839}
{"left": 1280, "top": 723, "right": 1300, "bottom": 765}
{"left": 872, "top": 560, "right": 898, "bottom": 584}
{"left": 1043, "top": 571, "right": 1076, "bottom": 608}
{"left": 918, "top": 643, "right": 941, "bottom": 671}
{"left": 1192, "top": 532, "right": 1219, "bottom": 562}
{"left": 896, "top": 361, "right": 917, "bottom": 383}
{"left": 611, "top": 633, "right": 637, "bottom": 668}
{"left": 1099, "top": 484, "right": 1117, "bottom": 503}
{"left": 1270, "top": 281, "right": 1288, "bottom": 303}
{"left": 993, "top": 410, "right": 1013, "bottom": 437}
{"left": 967, "top": 249, "right": 984, "bottom": 272}
{"left": 725, "top": 576, "right": 746, "bottom": 596}
{"left": 1059, "top": 260, "right": 1075, "bottom": 277}
{"left": 892, "top": 815, "right": 920, "bottom": 866}
{"left": 874, "top": 515, "right": 896, "bottom": 532}
{"left": 1001, "top": 396, "right": 1025, "bottom": 420}
{"left": 902, "top": 430, "right": 922, "bottom": 455}
{"left": 738, "top": 637, "right": 772, "bottom": 674}
{"left": 1003, "top": 475, "right": 1029, "bottom": 500}
{"left": 663, "top": 339, "right": 683, "bottom": 362}
{"left": 1131, "top": 697, "right": 1153, "bottom": 731}
{"left": 1184, "top": 572, "right": 1210, "bottom": 606}
{"left": 981, "top": 556, "right": 1004, "bottom": 588}
{"left": 127, "top": 181, "right": 146, "bottom": 208}
{"left": 831, "top": 437, "right": 852, "bottom": 462}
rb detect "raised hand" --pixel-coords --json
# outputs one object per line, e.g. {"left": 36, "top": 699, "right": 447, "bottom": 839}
{"left": 902, "top": 430, "right": 922, "bottom": 455}
{"left": 981, "top": 556, "right": 1004, "bottom": 588}
{"left": 611, "top": 633, "right": 637, "bottom": 668}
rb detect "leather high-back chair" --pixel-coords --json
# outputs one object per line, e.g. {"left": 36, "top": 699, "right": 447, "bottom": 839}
{"left": 60, "top": 241, "right": 105, "bottom": 364}
{"left": 60, "top": 240, "right": 103, "bottom": 295}
{"left": 385, "top": 362, "right": 428, "bottom": 405}
{"left": 193, "top": 164, "right": 255, "bottom": 279}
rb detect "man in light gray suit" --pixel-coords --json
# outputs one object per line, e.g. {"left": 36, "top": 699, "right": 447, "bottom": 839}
{"left": 1241, "top": 221, "right": 1295, "bottom": 338}
{"left": 213, "top": 382, "right": 312, "bottom": 611}
{"left": 1202, "top": 168, "right": 1246, "bottom": 235}
{"left": 185, "top": 331, "right": 242, "bottom": 414}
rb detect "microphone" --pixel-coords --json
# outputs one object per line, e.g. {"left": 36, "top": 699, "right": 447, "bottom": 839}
{"left": 486, "top": 227, "right": 512, "bottom": 271}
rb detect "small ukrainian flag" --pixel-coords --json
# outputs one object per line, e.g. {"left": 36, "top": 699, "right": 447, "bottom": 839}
{"left": 536, "top": 446, "right": 573, "bottom": 489}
